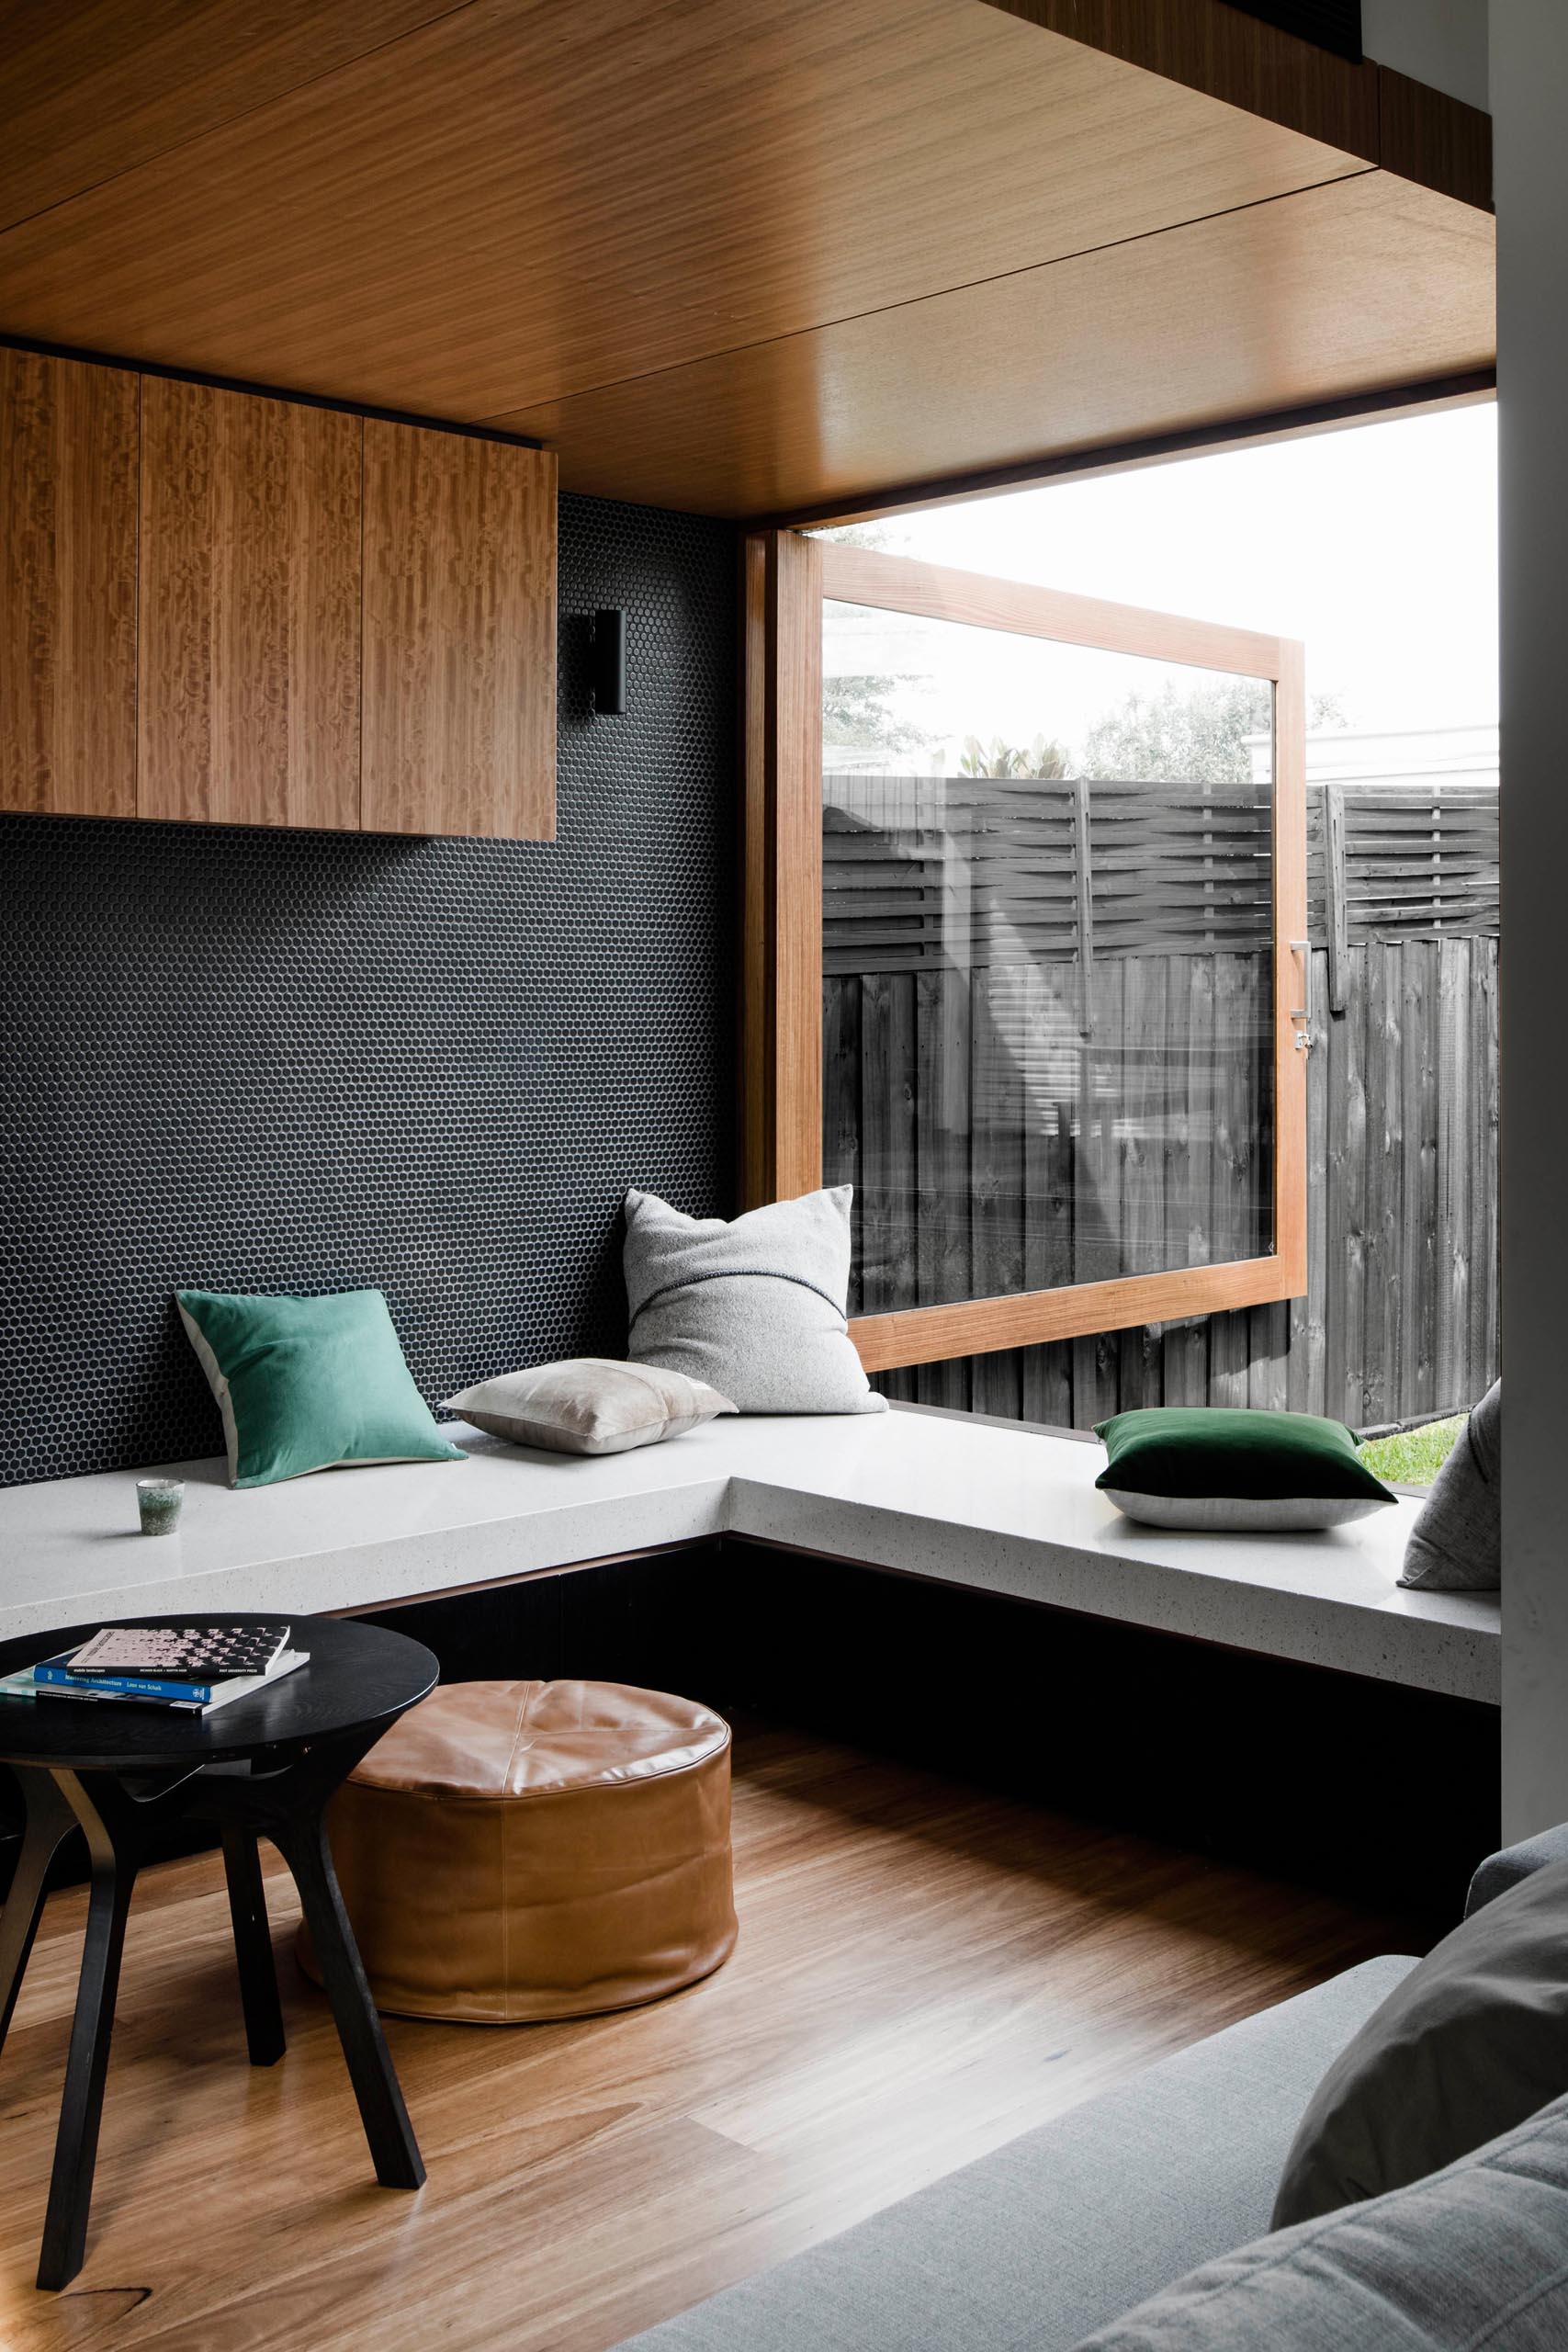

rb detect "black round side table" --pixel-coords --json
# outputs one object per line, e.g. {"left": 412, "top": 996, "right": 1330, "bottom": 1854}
{"left": 0, "top": 1612, "right": 438, "bottom": 2291}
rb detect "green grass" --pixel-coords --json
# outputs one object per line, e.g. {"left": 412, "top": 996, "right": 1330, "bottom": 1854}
{"left": 1358, "top": 1415, "right": 1466, "bottom": 1488}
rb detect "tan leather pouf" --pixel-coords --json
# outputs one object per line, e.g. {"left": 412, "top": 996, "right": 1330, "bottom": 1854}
{"left": 297, "top": 1679, "right": 737, "bottom": 2023}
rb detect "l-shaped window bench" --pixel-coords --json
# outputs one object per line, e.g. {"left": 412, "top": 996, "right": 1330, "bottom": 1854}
{"left": 0, "top": 1405, "right": 1497, "bottom": 1706}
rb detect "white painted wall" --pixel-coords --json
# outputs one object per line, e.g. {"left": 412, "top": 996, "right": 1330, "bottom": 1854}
{"left": 1362, "top": 0, "right": 1490, "bottom": 110}
{"left": 1495, "top": 0, "right": 1568, "bottom": 1837}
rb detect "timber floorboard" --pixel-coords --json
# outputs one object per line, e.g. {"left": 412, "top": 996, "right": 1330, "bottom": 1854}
{"left": 0, "top": 1724, "right": 1418, "bottom": 2351}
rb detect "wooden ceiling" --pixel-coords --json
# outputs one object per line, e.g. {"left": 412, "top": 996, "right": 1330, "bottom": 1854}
{"left": 0, "top": 0, "right": 1495, "bottom": 520}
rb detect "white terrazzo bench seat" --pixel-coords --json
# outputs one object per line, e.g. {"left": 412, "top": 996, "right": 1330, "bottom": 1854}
{"left": 0, "top": 1406, "right": 1498, "bottom": 1702}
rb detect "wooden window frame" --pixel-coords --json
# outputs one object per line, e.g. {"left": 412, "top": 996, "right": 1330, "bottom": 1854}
{"left": 742, "top": 529, "right": 1308, "bottom": 1373}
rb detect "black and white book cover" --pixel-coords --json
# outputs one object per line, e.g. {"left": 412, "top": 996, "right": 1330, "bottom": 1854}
{"left": 68, "top": 1623, "right": 293, "bottom": 1681}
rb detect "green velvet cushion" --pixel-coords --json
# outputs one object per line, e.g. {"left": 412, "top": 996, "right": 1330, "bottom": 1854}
{"left": 177, "top": 1287, "right": 466, "bottom": 1489}
{"left": 1094, "top": 1407, "right": 1394, "bottom": 1509}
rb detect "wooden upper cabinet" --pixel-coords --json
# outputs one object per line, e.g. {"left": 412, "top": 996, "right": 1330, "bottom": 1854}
{"left": 361, "top": 422, "right": 557, "bottom": 840}
{"left": 2, "top": 355, "right": 556, "bottom": 838}
{"left": 138, "top": 377, "right": 361, "bottom": 828}
{"left": 0, "top": 348, "right": 139, "bottom": 818}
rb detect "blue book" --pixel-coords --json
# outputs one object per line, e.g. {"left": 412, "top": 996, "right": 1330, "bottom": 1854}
{"left": 22, "top": 1650, "right": 307, "bottom": 1713}
{"left": 33, "top": 1652, "right": 222, "bottom": 1702}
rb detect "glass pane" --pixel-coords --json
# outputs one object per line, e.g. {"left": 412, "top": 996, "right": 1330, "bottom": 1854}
{"left": 821, "top": 598, "right": 1275, "bottom": 1317}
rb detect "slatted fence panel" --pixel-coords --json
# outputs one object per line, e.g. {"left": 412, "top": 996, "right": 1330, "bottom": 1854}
{"left": 823, "top": 774, "right": 1500, "bottom": 1430}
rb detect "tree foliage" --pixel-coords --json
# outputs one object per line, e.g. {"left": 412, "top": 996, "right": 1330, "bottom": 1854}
{"left": 1079, "top": 679, "right": 1348, "bottom": 785}
{"left": 821, "top": 527, "right": 933, "bottom": 759}
{"left": 958, "top": 732, "right": 1068, "bottom": 778}
{"left": 823, "top": 673, "right": 930, "bottom": 756}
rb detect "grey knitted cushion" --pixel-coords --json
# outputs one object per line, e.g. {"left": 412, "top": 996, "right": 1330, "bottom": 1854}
{"left": 1399, "top": 1381, "right": 1500, "bottom": 1589}
{"left": 1076, "top": 2090, "right": 1568, "bottom": 2350}
{"left": 624, "top": 1186, "right": 886, "bottom": 1415}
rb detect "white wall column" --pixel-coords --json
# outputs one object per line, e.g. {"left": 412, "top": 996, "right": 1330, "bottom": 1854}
{"left": 1495, "top": 0, "right": 1568, "bottom": 1835}
{"left": 1363, "top": 0, "right": 1489, "bottom": 111}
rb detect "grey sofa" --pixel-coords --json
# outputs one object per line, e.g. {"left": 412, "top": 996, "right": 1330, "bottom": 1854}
{"left": 614, "top": 1826, "right": 1568, "bottom": 2351}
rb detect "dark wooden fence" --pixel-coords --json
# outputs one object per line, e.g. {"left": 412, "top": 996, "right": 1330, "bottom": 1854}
{"left": 823, "top": 775, "right": 1499, "bottom": 1432}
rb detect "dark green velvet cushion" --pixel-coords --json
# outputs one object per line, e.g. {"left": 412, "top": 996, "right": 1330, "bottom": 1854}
{"left": 1093, "top": 1408, "right": 1394, "bottom": 1531}
{"left": 177, "top": 1287, "right": 466, "bottom": 1489}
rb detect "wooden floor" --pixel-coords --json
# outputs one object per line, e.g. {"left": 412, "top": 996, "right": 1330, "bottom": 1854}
{"left": 0, "top": 1724, "right": 1417, "bottom": 2352}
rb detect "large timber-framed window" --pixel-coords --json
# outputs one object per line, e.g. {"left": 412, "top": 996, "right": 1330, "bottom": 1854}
{"left": 743, "top": 531, "right": 1309, "bottom": 1372}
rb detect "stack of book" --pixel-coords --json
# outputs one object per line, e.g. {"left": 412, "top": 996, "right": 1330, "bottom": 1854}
{"left": 0, "top": 1623, "right": 309, "bottom": 1716}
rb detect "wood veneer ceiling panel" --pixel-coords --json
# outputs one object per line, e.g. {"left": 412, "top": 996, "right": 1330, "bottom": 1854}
{"left": 0, "top": 0, "right": 466, "bottom": 234}
{"left": 0, "top": 0, "right": 1371, "bottom": 422}
{"left": 982, "top": 0, "right": 1380, "bottom": 155}
{"left": 491, "top": 174, "right": 1495, "bottom": 517}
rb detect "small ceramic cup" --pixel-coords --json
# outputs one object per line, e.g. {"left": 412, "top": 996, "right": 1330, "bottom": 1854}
{"left": 136, "top": 1477, "right": 185, "bottom": 1536}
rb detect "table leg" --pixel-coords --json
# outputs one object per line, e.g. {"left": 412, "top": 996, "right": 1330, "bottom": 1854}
{"left": 274, "top": 1806, "right": 424, "bottom": 2189}
{"left": 221, "top": 1824, "right": 286, "bottom": 2066}
{"left": 189, "top": 1731, "right": 424, "bottom": 2195}
{"left": 0, "top": 1770, "right": 78, "bottom": 2054}
{"left": 37, "top": 1773, "right": 144, "bottom": 2293}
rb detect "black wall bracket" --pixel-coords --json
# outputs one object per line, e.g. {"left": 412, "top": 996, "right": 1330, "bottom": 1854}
{"left": 592, "top": 607, "right": 627, "bottom": 717}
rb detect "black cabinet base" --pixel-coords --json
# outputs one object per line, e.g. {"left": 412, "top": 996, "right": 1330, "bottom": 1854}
{"left": 361, "top": 1539, "right": 1496, "bottom": 1929}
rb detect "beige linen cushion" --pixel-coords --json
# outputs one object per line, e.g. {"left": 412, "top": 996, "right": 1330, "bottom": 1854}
{"left": 443, "top": 1358, "right": 736, "bottom": 1456}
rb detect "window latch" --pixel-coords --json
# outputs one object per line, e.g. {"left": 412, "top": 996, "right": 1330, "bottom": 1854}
{"left": 1289, "top": 938, "right": 1313, "bottom": 1051}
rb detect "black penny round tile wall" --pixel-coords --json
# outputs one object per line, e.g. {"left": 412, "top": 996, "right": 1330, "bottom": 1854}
{"left": 0, "top": 493, "right": 738, "bottom": 1486}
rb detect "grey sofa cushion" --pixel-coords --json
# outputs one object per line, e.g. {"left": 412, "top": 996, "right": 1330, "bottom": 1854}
{"left": 1076, "top": 2089, "right": 1568, "bottom": 2349}
{"left": 624, "top": 1186, "right": 886, "bottom": 1415}
{"left": 442, "top": 1359, "right": 736, "bottom": 1455}
{"left": 1399, "top": 1382, "right": 1500, "bottom": 1589}
{"left": 1467, "top": 1821, "right": 1568, "bottom": 1917}
{"left": 1274, "top": 1860, "right": 1568, "bottom": 2229}
{"left": 609, "top": 1957, "right": 1414, "bottom": 2352}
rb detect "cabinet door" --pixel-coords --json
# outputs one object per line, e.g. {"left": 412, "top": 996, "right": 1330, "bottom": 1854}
{"left": 361, "top": 422, "right": 556, "bottom": 839}
{"left": 0, "top": 349, "right": 138, "bottom": 818}
{"left": 139, "top": 378, "right": 361, "bottom": 828}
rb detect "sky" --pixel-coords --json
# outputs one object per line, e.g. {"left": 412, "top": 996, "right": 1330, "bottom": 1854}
{"left": 819, "top": 402, "right": 1498, "bottom": 756}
